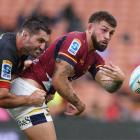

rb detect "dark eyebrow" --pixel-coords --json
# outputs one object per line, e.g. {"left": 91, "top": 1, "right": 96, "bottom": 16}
{"left": 102, "top": 25, "right": 109, "bottom": 29}
{"left": 110, "top": 30, "right": 115, "bottom": 35}
{"left": 38, "top": 38, "right": 47, "bottom": 43}
{"left": 102, "top": 25, "right": 115, "bottom": 32}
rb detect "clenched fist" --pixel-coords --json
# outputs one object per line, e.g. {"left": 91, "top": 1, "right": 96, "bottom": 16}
{"left": 28, "top": 89, "right": 46, "bottom": 106}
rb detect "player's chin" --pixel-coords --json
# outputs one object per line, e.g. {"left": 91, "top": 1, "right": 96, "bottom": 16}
{"left": 98, "top": 45, "right": 107, "bottom": 52}
{"left": 31, "top": 51, "right": 42, "bottom": 58}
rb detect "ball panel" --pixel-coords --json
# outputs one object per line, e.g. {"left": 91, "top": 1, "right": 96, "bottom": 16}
{"left": 129, "top": 65, "right": 140, "bottom": 94}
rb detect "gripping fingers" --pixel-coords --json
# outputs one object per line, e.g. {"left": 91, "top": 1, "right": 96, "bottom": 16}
{"left": 99, "top": 67, "right": 120, "bottom": 80}
{"left": 29, "top": 90, "right": 47, "bottom": 106}
{"left": 99, "top": 65, "right": 125, "bottom": 81}
{"left": 35, "top": 89, "right": 46, "bottom": 96}
{"left": 99, "top": 66, "right": 115, "bottom": 75}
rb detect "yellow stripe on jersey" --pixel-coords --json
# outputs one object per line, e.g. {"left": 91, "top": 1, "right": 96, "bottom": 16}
{"left": 28, "top": 107, "right": 49, "bottom": 115}
{"left": 96, "top": 65, "right": 104, "bottom": 69}
{"left": 59, "top": 52, "right": 77, "bottom": 63}
{"left": 3, "top": 60, "right": 12, "bottom": 65}
{"left": 0, "top": 79, "right": 11, "bottom": 83}
{"left": 28, "top": 108, "right": 42, "bottom": 115}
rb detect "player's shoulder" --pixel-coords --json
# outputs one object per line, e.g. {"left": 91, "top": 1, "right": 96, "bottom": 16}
{"left": 66, "top": 31, "right": 85, "bottom": 39}
{"left": 0, "top": 33, "right": 16, "bottom": 51}
{"left": 65, "top": 31, "right": 86, "bottom": 47}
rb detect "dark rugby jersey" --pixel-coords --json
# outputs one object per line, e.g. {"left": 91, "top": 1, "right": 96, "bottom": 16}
{"left": 0, "top": 33, "right": 26, "bottom": 89}
{"left": 21, "top": 32, "right": 105, "bottom": 93}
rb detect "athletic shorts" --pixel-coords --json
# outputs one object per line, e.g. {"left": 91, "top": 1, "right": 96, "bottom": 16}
{"left": 16, "top": 107, "right": 52, "bottom": 130}
{"left": 8, "top": 78, "right": 52, "bottom": 130}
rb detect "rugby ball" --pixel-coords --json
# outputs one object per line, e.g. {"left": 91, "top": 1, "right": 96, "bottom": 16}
{"left": 129, "top": 65, "right": 140, "bottom": 94}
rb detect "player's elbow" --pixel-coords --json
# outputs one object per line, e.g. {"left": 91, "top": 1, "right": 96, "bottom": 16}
{"left": 105, "top": 87, "right": 117, "bottom": 93}
{"left": 104, "top": 81, "right": 123, "bottom": 93}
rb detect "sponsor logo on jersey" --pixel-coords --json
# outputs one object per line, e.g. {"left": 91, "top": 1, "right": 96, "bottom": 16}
{"left": 68, "top": 39, "right": 81, "bottom": 56}
{"left": 1, "top": 60, "right": 12, "bottom": 80}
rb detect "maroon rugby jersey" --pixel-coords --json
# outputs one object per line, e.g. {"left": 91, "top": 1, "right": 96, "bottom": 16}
{"left": 21, "top": 32, "right": 105, "bottom": 94}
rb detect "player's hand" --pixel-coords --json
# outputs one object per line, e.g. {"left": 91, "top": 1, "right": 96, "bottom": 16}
{"left": 28, "top": 89, "right": 46, "bottom": 106}
{"left": 45, "top": 94, "right": 54, "bottom": 104}
{"left": 64, "top": 102, "right": 85, "bottom": 116}
{"left": 24, "top": 60, "right": 33, "bottom": 70}
{"left": 99, "top": 62, "right": 125, "bottom": 82}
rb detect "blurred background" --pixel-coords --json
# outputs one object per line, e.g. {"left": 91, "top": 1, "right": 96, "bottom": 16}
{"left": 1, "top": 0, "right": 140, "bottom": 139}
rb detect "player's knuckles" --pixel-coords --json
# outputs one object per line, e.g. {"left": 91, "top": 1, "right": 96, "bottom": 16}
{"left": 36, "top": 91, "right": 46, "bottom": 96}
{"left": 35, "top": 94, "right": 45, "bottom": 99}
{"left": 40, "top": 92, "right": 46, "bottom": 96}
{"left": 113, "top": 71, "right": 118, "bottom": 76}
{"left": 39, "top": 95, "right": 46, "bottom": 100}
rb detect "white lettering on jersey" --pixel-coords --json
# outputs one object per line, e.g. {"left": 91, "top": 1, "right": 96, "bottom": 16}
{"left": 1, "top": 60, "right": 12, "bottom": 80}
{"left": 68, "top": 39, "right": 81, "bottom": 56}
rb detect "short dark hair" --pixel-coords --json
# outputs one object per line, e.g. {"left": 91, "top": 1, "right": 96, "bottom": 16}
{"left": 88, "top": 11, "right": 117, "bottom": 28}
{"left": 20, "top": 16, "right": 51, "bottom": 35}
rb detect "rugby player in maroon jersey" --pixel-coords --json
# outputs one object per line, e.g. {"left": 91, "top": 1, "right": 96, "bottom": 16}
{"left": 9, "top": 11, "right": 125, "bottom": 140}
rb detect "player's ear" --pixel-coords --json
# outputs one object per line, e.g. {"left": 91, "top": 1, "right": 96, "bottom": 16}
{"left": 87, "top": 23, "right": 94, "bottom": 34}
{"left": 21, "top": 30, "right": 29, "bottom": 40}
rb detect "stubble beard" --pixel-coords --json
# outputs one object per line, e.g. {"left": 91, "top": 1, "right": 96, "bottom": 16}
{"left": 91, "top": 33, "right": 107, "bottom": 52}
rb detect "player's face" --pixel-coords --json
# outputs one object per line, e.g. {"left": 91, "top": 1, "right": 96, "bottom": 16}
{"left": 23, "top": 30, "right": 50, "bottom": 57}
{"left": 91, "top": 21, "right": 115, "bottom": 52}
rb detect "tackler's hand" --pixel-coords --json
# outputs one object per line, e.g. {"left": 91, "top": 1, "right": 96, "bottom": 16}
{"left": 28, "top": 89, "right": 46, "bottom": 106}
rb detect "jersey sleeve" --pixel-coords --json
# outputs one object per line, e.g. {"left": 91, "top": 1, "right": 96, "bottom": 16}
{"left": 88, "top": 52, "right": 105, "bottom": 79}
{"left": 0, "top": 43, "right": 13, "bottom": 89}
{"left": 56, "top": 35, "right": 83, "bottom": 67}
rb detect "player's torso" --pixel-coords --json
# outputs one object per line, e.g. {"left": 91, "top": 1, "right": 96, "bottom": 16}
{"left": 0, "top": 33, "right": 24, "bottom": 80}
{"left": 21, "top": 32, "right": 102, "bottom": 92}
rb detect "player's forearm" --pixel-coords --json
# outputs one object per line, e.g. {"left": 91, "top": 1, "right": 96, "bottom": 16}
{"left": 52, "top": 76, "right": 85, "bottom": 111}
{"left": 53, "top": 60, "right": 85, "bottom": 114}
{"left": 53, "top": 79, "right": 80, "bottom": 105}
{"left": 0, "top": 94, "right": 31, "bottom": 108}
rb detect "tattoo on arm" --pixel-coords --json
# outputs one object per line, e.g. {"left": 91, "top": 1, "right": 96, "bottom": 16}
{"left": 54, "top": 58, "right": 74, "bottom": 77}
{"left": 53, "top": 59, "right": 80, "bottom": 106}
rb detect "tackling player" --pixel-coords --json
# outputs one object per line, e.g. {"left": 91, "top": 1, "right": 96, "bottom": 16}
{"left": 0, "top": 16, "right": 51, "bottom": 108}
